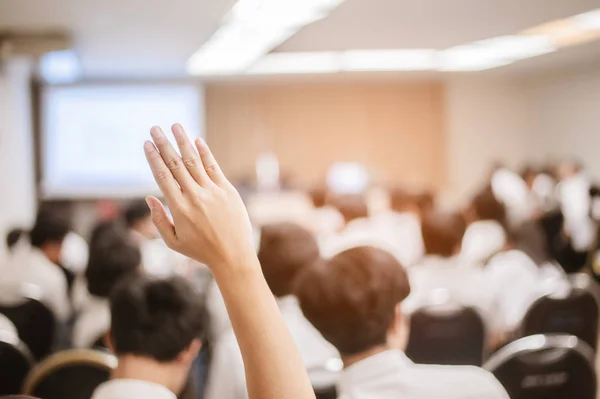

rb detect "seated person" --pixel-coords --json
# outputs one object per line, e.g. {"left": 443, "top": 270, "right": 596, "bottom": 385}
{"left": 461, "top": 189, "right": 508, "bottom": 265}
{"left": 405, "top": 211, "right": 496, "bottom": 325}
{"left": 463, "top": 190, "right": 542, "bottom": 335}
{"left": 295, "top": 246, "right": 509, "bottom": 399}
{"left": 91, "top": 275, "right": 204, "bottom": 399}
{"left": 205, "top": 222, "right": 340, "bottom": 399}
{"left": 124, "top": 200, "right": 183, "bottom": 276}
{"left": 73, "top": 222, "right": 141, "bottom": 348}
{"left": 1, "top": 209, "right": 71, "bottom": 322}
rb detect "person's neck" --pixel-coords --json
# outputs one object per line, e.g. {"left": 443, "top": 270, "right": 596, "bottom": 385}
{"left": 111, "top": 355, "right": 182, "bottom": 395}
{"left": 341, "top": 345, "right": 388, "bottom": 368}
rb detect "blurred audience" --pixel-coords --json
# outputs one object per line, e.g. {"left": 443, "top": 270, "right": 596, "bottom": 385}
{"left": 73, "top": 221, "right": 141, "bottom": 348}
{"left": 295, "top": 246, "right": 509, "bottom": 398}
{"left": 1, "top": 208, "right": 71, "bottom": 322}
{"left": 124, "top": 200, "right": 180, "bottom": 276}
{"left": 205, "top": 222, "right": 339, "bottom": 399}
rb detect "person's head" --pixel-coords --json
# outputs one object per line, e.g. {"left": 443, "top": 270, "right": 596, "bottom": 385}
{"left": 124, "top": 200, "right": 157, "bottom": 239}
{"left": 470, "top": 189, "right": 507, "bottom": 226}
{"left": 85, "top": 223, "right": 141, "bottom": 298}
{"left": 29, "top": 209, "right": 71, "bottom": 263}
{"left": 331, "top": 195, "right": 368, "bottom": 224}
{"left": 309, "top": 187, "right": 328, "bottom": 209}
{"left": 258, "top": 223, "right": 320, "bottom": 297}
{"left": 557, "top": 159, "right": 583, "bottom": 180}
{"left": 295, "top": 246, "right": 410, "bottom": 358}
{"left": 421, "top": 211, "right": 466, "bottom": 257}
{"left": 6, "top": 228, "right": 25, "bottom": 253}
{"left": 108, "top": 275, "right": 204, "bottom": 394}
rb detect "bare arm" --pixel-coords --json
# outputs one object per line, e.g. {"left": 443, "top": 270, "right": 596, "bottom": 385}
{"left": 143, "top": 124, "right": 315, "bottom": 399}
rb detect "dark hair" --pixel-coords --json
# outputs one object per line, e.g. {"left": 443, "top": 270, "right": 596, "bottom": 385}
{"left": 471, "top": 189, "right": 507, "bottom": 226}
{"left": 29, "top": 209, "right": 71, "bottom": 248}
{"left": 258, "top": 223, "right": 320, "bottom": 297}
{"left": 110, "top": 275, "right": 205, "bottom": 362}
{"left": 421, "top": 211, "right": 466, "bottom": 257}
{"left": 124, "top": 200, "right": 151, "bottom": 228}
{"left": 86, "top": 222, "right": 141, "bottom": 298}
{"left": 332, "top": 195, "right": 368, "bottom": 223}
{"left": 295, "top": 246, "right": 410, "bottom": 356}
{"left": 6, "top": 228, "right": 25, "bottom": 251}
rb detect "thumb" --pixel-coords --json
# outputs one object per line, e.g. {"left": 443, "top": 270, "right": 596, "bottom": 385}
{"left": 145, "top": 196, "right": 178, "bottom": 249}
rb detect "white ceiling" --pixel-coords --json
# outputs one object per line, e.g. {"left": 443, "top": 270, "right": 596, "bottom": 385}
{"left": 1, "top": 0, "right": 599, "bottom": 78}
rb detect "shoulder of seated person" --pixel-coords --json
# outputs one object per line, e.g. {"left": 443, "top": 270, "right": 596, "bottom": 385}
{"left": 411, "top": 364, "right": 507, "bottom": 396}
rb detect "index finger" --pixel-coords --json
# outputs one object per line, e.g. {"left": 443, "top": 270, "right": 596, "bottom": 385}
{"left": 144, "top": 141, "right": 183, "bottom": 201}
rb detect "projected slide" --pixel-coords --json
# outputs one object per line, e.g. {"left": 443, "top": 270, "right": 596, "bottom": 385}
{"left": 42, "top": 85, "right": 203, "bottom": 198}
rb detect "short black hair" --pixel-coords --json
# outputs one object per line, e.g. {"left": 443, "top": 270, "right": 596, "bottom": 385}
{"left": 29, "top": 209, "right": 71, "bottom": 248}
{"left": 421, "top": 211, "right": 466, "bottom": 257}
{"left": 6, "top": 228, "right": 25, "bottom": 251}
{"left": 110, "top": 275, "right": 205, "bottom": 362}
{"left": 258, "top": 223, "right": 320, "bottom": 297}
{"left": 124, "top": 200, "right": 151, "bottom": 228}
{"left": 85, "top": 222, "right": 141, "bottom": 298}
{"left": 295, "top": 246, "right": 410, "bottom": 355}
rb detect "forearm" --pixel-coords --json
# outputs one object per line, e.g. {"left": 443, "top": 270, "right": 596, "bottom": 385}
{"left": 213, "top": 258, "right": 315, "bottom": 399}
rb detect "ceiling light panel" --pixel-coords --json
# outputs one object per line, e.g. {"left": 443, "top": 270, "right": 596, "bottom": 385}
{"left": 343, "top": 49, "right": 436, "bottom": 71}
{"left": 187, "top": 0, "right": 346, "bottom": 76}
{"left": 248, "top": 52, "right": 342, "bottom": 74}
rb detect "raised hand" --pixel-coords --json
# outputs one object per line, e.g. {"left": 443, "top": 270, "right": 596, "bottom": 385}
{"left": 143, "top": 124, "right": 256, "bottom": 275}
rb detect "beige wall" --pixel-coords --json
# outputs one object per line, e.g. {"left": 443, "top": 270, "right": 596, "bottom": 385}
{"left": 524, "top": 69, "right": 600, "bottom": 182}
{"left": 205, "top": 80, "right": 446, "bottom": 190}
{"left": 443, "top": 76, "right": 537, "bottom": 204}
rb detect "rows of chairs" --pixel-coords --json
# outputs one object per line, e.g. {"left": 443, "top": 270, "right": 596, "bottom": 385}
{"left": 0, "top": 273, "right": 599, "bottom": 398}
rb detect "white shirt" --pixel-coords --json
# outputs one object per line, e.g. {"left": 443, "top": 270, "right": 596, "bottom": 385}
{"left": 338, "top": 350, "right": 509, "bottom": 399}
{"left": 404, "top": 256, "right": 496, "bottom": 325}
{"left": 73, "top": 292, "right": 109, "bottom": 348}
{"left": 320, "top": 212, "right": 423, "bottom": 267}
{"left": 460, "top": 220, "right": 506, "bottom": 266}
{"left": 1, "top": 243, "right": 70, "bottom": 322}
{"left": 0, "top": 314, "right": 17, "bottom": 336}
{"left": 484, "top": 250, "right": 542, "bottom": 333}
{"left": 91, "top": 379, "right": 176, "bottom": 399}
{"left": 204, "top": 296, "right": 341, "bottom": 399}
{"left": 60, "top": 232, "right": 89, "bottom": 273}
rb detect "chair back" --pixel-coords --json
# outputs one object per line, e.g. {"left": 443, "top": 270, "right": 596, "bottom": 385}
{"left": 406, "top": 302, "right": 486, "bottom": 366}
{"left": 24, "top": 349, "right": 117, "bottom": 399}
{"left": 484, "top": 334, "right": 596, "bottom": 399}
{"left": 0, "top": 330, "right": 34, "bottom": 395}
{"left": 521, "top": 276, "right": 599, "bottom": 350}
{"left": 0, "top": 283, "right": 56, "bottom": 360}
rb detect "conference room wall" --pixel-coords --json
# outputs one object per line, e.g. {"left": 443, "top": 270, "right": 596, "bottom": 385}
{"left": 205, "top": 80, "right": 446, "bottom": 192}
{"left": 0, "top": 58, "right": 37, "bottom": 259}
{"left": 524, "top": 67, "right": 600, "bottom": 182}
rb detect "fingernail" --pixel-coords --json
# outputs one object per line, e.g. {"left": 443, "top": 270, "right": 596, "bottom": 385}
{"left": 145, "top": 196, "right": 155, "bottom": 210}
{"left": 144, "top": 141, "right": 155, "bottom": 152}
{"left": 172, "top": 123, "right": 182, "bottom": 133}
{"left": 196, "top": 138, "right": 206, "bottom": 148}
{"left": 150, "top": 126, "right": 163, "bottom": 139}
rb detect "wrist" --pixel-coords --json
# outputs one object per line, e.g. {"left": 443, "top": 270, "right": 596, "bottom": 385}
{"left": 210, "top": 253, "right": 262, "bottom": 283}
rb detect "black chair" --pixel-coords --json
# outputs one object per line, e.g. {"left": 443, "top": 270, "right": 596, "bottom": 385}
{"left": 406, "top": 302, "right": 486, "bottom": 366}
{"left": 484, "top": 334, "right": 596, "bottom": 399}
{"left": 314, "top": 385, "right": 337, "bottom": 399}
{"left": 0, "top": 283, "right": 56, "bottom": 361}
{"left": 520, "top": 276, "right": 599, "bottom": 350}
{"left": 23, "top": 349, "right": 117, "bottom": 399}
{"left": 0, "top": 330, "right": 34, "bottom": 395}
